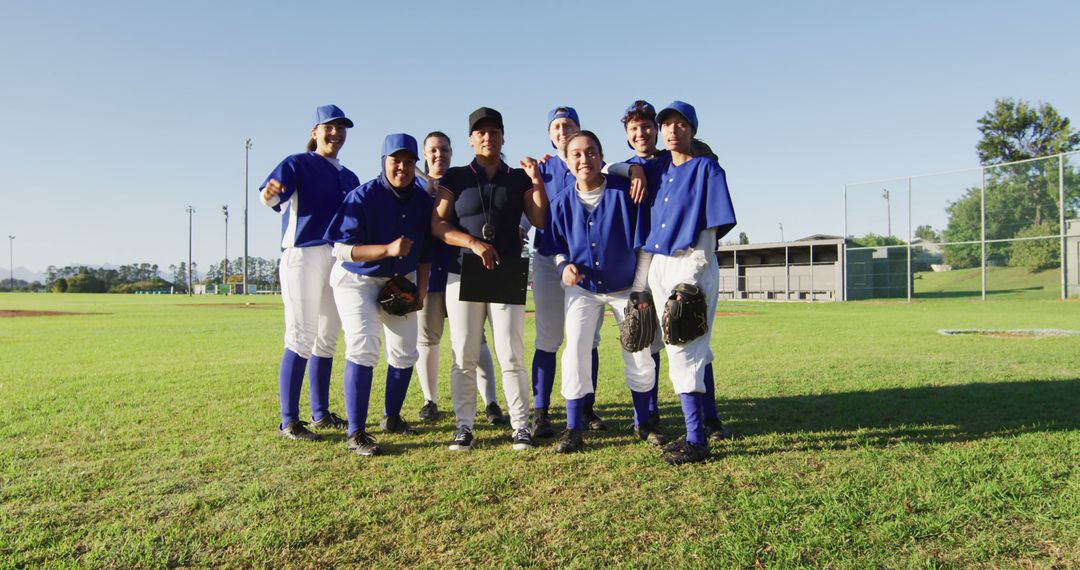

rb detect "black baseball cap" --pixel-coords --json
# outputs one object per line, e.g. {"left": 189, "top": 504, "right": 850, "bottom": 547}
{"left": 469, "top": 107, "right": 504, "bottom": 133}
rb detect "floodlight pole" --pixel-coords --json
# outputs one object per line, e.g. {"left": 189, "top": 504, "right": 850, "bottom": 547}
{"left": 882, "top": 188, "right": 891, "bottom": 237}
{"left": 187, "top": 206, "right": 195, "bottom": 296}
{"left": 243, "top": 138, "right": 251, "bottom": 295}
{"left": 222, "top": 204, "right": 229, "bottom": 295}
{"left": 7, "top": 235, "right": 13, "bottom": 292}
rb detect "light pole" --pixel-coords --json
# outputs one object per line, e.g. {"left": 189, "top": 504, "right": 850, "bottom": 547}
{"left": 243, "top": 138, "right": 252, "bottom": 295}
{"left": 222, "top": 204, "right": 229, "bottom": 295}
{"left": 186, "top": 206, "right": 195, "bottom": 296}
{"left": 882, "top": 188, "right": 892, "bottom": 237}
{"left": 7, "top": 235, "right": 13, "bottom": 292}
{"left": 778, "top": 223, "right": 784, "bottom": 242}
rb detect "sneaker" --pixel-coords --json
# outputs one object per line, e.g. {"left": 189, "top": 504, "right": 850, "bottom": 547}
{"left": 662, "top": 439, "right": 710, "bottom": 465}
{"left": 584, "top": 405, "right": 608, "bottom": 431}
{"left": 448, "top": 427, "right": 474, "bottom": 451}
{"left": 419, "top": 400, "right": 438, "bottom": 422}
{"left": 554, "top": 429, "right": 584, "bottom": 454}
{"left": 380, "top": 414, "right": 418, "bottom": 435}
{"left": 511, "top": 428, "right": 534, "bottom": 450}
{"left": 532, "top": 408, "right": 556, "bottom": 438}
{"left": 279, "top": 420, "right": 321, "bottom": 441}
{"left": 634, "top": 423, "right": 668, "bottom": 447}
{"left": 346, "top": 430, "right": 380, "bottom": 456}
{"left": 485, "top": 402, "right": 508, "bottom": 425}
{"left": 310, "top": 412, "right": 348, "bottom": 431}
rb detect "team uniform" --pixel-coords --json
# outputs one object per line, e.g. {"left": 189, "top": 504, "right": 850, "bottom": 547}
{"left": 637, "top": 102, "right": 737, "bottom": 462}
{"left": 415, "top": 175, "right": 503, "bottom": 420}
{"left": 546, "top": 173, "right": 657, "bottom": 447}
{"left": 262, "top": 108, "right": 359, "bottom": 438}
{"left": 440, "top": 158, "right": 536, "bottom": 449}
{"left": 323, "top": 136, "right": 433, "bottom": 454}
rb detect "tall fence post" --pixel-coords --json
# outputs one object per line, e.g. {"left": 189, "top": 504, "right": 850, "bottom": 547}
{"left": 1062, "top": 154, "right": 1068, "bottom": 300}
{"left": 907, "top": 176, "right": 913, "bottom": 303}
{"left": 842, "top": 184, "right": 848, "bottom": 302}
{"left": 980, "top": 168, "right": 987, "bottom": 301}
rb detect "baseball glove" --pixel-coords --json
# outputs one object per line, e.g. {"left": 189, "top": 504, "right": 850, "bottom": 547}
{"left": 662, "top": 283, "right": 709, "bottom": 345}
{"left": 620, "top": 291, "right": 658, "bottom": 353}
{"left": 378, "top": 275, "right": 420, "bottom": 316}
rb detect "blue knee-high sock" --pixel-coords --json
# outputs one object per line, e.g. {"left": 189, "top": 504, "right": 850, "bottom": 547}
{"left": 630, "top": 389, "right": 653, "bottom": 428}
{"left": 383, "top": 365, "right": 413, "bottom": 418}
{"left": 649, "top": 352, "right": 661, "bottom": 418}
{"left": 308, "top": 355, "right": 333, "bottom": 421}
{"left": 343, "top": 362, "right": 374, "bottom": 436}
{"left": 532, "top": 349, "right": 557, "bottom": 409}
{"left": 566, "top": 398, "right": 585, "bottom": 432}
{"left": 679, "top": 392, "right": 707, "bottom": 447}
{"left": 584, "top": 348, "right": 600, "bottom": 408}
{"left": 703, "top": 362, "right": 720, "bottom": 424}
{"left": 278, "top": 349, "right": 307, "bottom": 428}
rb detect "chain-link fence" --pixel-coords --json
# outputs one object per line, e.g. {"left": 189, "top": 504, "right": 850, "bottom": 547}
{"left": 843, "top": 151, "right": 1079, "bottom": 301}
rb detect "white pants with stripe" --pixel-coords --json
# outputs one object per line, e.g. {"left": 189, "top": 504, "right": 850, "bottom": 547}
{"left": 532, "top": 253, "right": 601, "bottom": 352}
{"left": 279, "top": 245, "right": 340, "bottom": 359}
{"left": 329, "top": 264, "right": 419, "bottom": 369}
{"left": 562, "top": 286, "right": 656, "bottom": 400}
{"left": 647, "top": 248, "right": 719, "bottom": 394}
{"left": 445, "top": 272, "right": 529, "bottom": 431}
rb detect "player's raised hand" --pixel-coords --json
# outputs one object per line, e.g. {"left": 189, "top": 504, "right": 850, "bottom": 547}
{"left": 261, "top": 178, "right": 286, "bottom": 202}
{"left": 520, "top": 156, "right": 542, "bottom": 184}
{"left": 629, "top": 164, "right": 647, "bottom": 204}
{"left": 386, "top": 236, "right": 413, "bottom": 258}
{"left": 562, "top": 263, "right": 584, "bottom": 287}
{"left": 537, "top": 153, "right": 554, "bottom": 164}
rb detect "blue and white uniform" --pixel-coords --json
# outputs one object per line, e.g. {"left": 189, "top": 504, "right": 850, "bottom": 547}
{"left": 546, "top": 174, "right": 656, "bottom": 431}
{"left": 415, "top": 174, "right": 501, "bottom": 412}
{"left": 261, "top": 107, "right": 359, "bottom": 431}
{"left": 324, "top": 149, "right": 433, "bottom": 438}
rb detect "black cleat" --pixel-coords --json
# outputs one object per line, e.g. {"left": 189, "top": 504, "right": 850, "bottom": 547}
{"left": 347, "top": 430, "right": 380, "bottom": 456}
{"left": 310, "top": 412, "right": 348, "bottom": 431}
{"left": 419, "top": 400, "right": 438, "bottom": 422}
{"left": 634, "top": 422, "right": 668, "bottom": 446}
{"left": 554, "top": 429, "right": 585, "bottom": 454}
{"left": 532, "top": 407, "right": 556, "bottom": 438}
{"left": 662, "top": 439, "right": 710, "bottom": 465}
{"left": 705, "top": 419, "right": 735, "bottom": 442}
{"left": 584, "top": 405, "right": 607, "bottom": 431}
{"left": 380, "top": 414, "right": 418, "bottom": 435}
{"left": 512, "top": 428, "right": 535, "bottom": 450}
{"left": 662, "top": 435, "right": 686, "bottom": 453}
{"left": 485, "top": 402, "right": 508, "bottom": 425}
{"left": 448, "top": 427, "right": 474, "bottom": 451}
{"left": 279, "top": 420, "right": 321, "bottom": 441}
{"left": 649, "top": 411, "right": 661, "bottom": 427}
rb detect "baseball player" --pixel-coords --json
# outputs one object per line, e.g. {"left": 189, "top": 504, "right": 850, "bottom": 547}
{"left": 635, "top": 101, "right": 737, "bottom": 464}
{"left": 530, "top": 106, "right": 607, "bottom": 437}
{"left": 621, "top": 100, "right": 730, "bottom": 442}
{"left": 546, "top": 131, "right": 664, "bottom": 453}
{"left": 261, "top": 104, "right": 358, "bottom": 441}
{"left": 323, "top": 133, "right": 433, "bottom": 456}
{"left": 416, "top": 131, "right": 506, "bottom": 425}
{"left": 431, "top": 107, "right": 548, "bottom": 451}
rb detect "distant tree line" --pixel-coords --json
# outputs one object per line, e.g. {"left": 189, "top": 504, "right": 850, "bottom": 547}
{"left": 38, "top": 257, "right": 281, "bottom": 293}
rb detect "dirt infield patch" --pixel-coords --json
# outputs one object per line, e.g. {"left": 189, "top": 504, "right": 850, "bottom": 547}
{"left": 0, "top": 310, "right": 104, "bottom": 318}
{"left": 939, "top": 328, "right": 1080, "bottom": 339}
{"left": 177, "top": 303, "right": 276, "bottom": 309}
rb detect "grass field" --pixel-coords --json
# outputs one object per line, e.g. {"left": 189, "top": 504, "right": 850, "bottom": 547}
{"left": 915, "top": 266, "right": 1064, "bottom": 300}
{"left": 1, "top": 293, "right": 1078, "bottom": 568}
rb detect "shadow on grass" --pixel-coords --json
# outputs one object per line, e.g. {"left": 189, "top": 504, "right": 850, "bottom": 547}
{"left": 595, "top": 378, "right": 1080, "bottom": 454}
{"left": 913, "top": 286, "right": 1047, "bottom": 300}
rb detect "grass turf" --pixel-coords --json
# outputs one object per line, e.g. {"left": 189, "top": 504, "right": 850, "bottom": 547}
{"left": 0, "top": 293, "right": 1078, "bottom": 568}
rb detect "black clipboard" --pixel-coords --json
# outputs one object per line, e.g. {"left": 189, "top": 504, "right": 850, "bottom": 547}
{"left": 459, "top": 253, "right": 529, "bottom": 305}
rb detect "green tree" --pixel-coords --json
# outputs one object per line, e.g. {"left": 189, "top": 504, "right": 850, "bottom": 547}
{"left": 914, "top": 225, "right": 940, "bottom": 242}
{"left": 51, "top": 278, "right": 68, "bottom": 293}
{"left": 738, "top": 232, "right": 749, "bottom": 245}
{"left": 66, "top": 273, "right": 106, "bottom": 293}
{"left": 848, "top": 233, "right": 905, "bottom": 247}
{"left": 1009, "top": 222, "right": 1060, "bottom": 271}
{"left": 977, "top": 98, "right": 1080, "bottom": 165}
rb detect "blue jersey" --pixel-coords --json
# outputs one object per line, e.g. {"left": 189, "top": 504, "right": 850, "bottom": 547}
{"left": 419, "top": 176, "right": 451, "bottom": 293}
{"left": 640, "top": 154, "right": 736, "bottom": 256}
{"left": 533, "top": 155, "right": 575, "bottom": 256}
{"left": 261, "top": 152, "right": 360, "bottom": 249}
{"left": 547, "top": 175, "right": 646, "bottom": 294}
{"left": 324, "top": 175, "right": 434, "bottom": 277}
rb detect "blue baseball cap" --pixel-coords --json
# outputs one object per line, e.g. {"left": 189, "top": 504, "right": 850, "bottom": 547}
{"left": 547, "top": 106, "right": 580, "bottom": 128}
{"left": 313, "top": 104, "right": 354, "bottom": 128}
{"left": 656, "top": 101, "right": 698, "bottom": 133}
{"left": 382, "top": 133, "right": 419, "bottom": 160}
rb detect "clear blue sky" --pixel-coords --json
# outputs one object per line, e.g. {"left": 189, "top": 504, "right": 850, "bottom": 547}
{"left": 2, "top": 0, "right": 1078, "bottom": 277}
